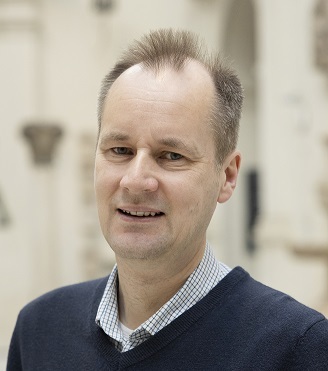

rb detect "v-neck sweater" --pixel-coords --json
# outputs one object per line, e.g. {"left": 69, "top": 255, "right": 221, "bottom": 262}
{"left": 7, "top": 267, "right": 328, "bottom": 370}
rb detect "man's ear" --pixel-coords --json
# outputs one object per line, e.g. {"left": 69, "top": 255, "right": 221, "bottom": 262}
{"left": 217, "top": 151, "right": 241, "bottom": 204}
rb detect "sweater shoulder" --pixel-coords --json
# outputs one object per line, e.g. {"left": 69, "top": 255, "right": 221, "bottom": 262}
{"left": 225, "top": 267, "right": 326, "bottom": 332}
{"left": 18, "top": 276, "right": 108, "bottom": 323}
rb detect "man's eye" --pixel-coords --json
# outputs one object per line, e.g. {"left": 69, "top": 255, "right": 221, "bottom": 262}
{"left": 112, "top": 147, "right": 131, "bottom": 155}
{"left": 164, "top": 152, "right": 183, "bottom": 161}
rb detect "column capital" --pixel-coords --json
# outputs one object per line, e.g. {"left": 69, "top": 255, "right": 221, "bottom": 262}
{"left": 22, "top": 123, "right": 63, "bottom": 165}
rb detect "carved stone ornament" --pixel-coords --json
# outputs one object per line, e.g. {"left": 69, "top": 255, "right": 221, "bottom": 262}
{"left": 93, "top": 0, "right": 114, "bottom": 12}
{"left": 22, "top": 123, "right": 63, "bottom": 165}
{"left": 314, "top": 0, "right": 328, "bottom": 72}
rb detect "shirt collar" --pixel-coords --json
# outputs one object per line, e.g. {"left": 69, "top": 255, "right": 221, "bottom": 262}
{"left": 95, "top": 264, "right": 123, "bottom": 343}
{"left": 95, "top": 243, "right": 230, "bottom": 350}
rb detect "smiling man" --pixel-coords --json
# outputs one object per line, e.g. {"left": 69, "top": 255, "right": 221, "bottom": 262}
{"left": 7, "top": 29, "right": 328, "bottom": 370}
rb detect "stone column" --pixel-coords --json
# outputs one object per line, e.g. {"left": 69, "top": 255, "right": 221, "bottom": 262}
{"left": 0, "top": 0, "right": 41, "bottom": 356}
{"left": 253, "top": 0, "right": 327, "bottom": 307}
{"left": 21, "top": 122, "right": 63, "bottom": 297}
{"left": 314, "top": 0, "right": 328, "bottom": 73}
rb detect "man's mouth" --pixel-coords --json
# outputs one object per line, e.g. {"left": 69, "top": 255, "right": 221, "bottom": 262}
{"left": 118, "top": 209, "right": 164, "bottom": 217}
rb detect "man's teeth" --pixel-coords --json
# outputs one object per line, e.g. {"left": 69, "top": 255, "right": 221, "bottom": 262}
{"left": 121, "top": 209, "right": 161, "bottom": 217}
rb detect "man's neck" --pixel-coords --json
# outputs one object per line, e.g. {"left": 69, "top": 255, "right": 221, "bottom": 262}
{"left": 116, "top": 246, "right": 205, "bottom": 330}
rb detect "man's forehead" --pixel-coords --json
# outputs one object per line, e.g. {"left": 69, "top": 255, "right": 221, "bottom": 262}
{"left": 106, "top": 60, "right": 215, "bottom": 105}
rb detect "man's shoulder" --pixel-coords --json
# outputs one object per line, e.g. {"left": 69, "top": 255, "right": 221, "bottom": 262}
{"left": 238, "top": 269, "right": 328, "bottom": 368}
{"left": 223, "top": 267, "right": 327, "bottom": 331}
{"left": 182, "top": 267, "right": 328, "bottom": 369}
{"left": 8, "top": 276, "right": 111, "bottom": 369}
{"left": 19, "top": 275, "right": 109, "bottom": 323}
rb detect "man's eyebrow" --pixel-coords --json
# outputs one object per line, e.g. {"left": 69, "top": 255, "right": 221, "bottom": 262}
{"left": 99, "top": 132, "right": 130, "bottom": 146}
{"left": 158, "top": 137, "right": 200, "bottom": 156}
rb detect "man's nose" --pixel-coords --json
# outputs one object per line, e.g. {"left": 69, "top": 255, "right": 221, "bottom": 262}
{"left": 119, "top": 153, "right": 159, "bottom": 193}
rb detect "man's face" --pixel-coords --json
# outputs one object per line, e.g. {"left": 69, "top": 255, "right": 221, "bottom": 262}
{"left": 95, "top": 62, "right": 230, "bottom": 266}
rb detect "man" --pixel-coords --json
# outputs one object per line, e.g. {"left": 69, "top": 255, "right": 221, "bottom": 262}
{"left": 7, "top": 29, "right": 328, "bottom": 370}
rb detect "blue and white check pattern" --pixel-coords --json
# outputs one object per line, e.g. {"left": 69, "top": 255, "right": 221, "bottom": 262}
{"left": 95, "top": 243, "right": 231, "bottom": 352}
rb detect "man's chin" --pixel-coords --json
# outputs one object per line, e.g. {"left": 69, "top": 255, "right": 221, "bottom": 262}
{"left": 108, "top": 237, "right": 170, "bottom": 261}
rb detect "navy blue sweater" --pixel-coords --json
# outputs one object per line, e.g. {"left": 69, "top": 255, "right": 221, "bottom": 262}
{"left": 7, "top": 267, "right": 328, "bottom": 370}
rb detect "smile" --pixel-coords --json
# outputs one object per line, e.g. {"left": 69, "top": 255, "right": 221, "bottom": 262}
{"left": 119, "top": 209, "right": 163, "bottom": 217}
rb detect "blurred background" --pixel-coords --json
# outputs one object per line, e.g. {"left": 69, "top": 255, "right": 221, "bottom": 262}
{"left": 1, "top": 0, "right": 328, "bottom": 365}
